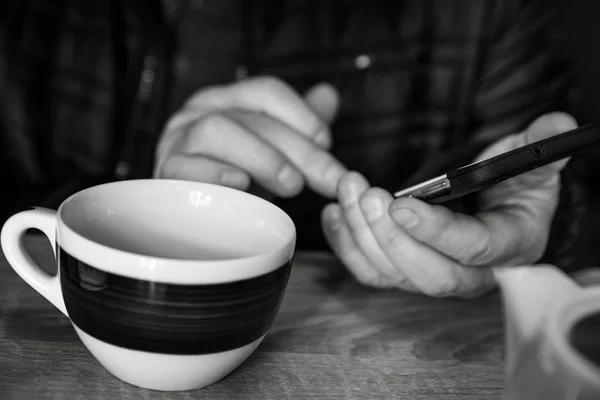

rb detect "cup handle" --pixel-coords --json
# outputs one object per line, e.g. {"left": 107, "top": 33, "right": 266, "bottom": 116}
{"left": 1, "top": 207, "right": 67, "bottom": 316}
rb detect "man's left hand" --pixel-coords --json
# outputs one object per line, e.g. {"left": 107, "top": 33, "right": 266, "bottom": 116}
{"left": 321, "top": 112, "right": 577, "bottom": 298}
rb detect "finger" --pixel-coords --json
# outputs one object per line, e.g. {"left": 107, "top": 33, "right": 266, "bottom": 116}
{"left": 390, "top": 192, "right": 549, "bottom": 267}
{"left": 337, "top": 172, "right": 412, "bottom": 283}
{"left": 159, "top": 154, "right": 251, "bottom": 190}
{"left": 476, "top": 112, "right": 578, "bottom": 161}
{"left": 182, "top": 113, "right": 304, "bottom": 197}
{"left": 154, "top": 111, "right": 202, "bottom": 177}
{"left": 226, "top": 110, "right": 347, "bottom": 198}
{"left": 509, "top": 112, "right": 578, "bottom": 185}
{"left": 479, "top": 112, "right": 578, "bottom": 191}
{"left": 185, "top": 76, "right": 331, "bottom": 148}
{"left": 361, "top": 189, "right": 496, "bottom": 298}
{"left": 510, "top": 112, "right": 577, "bottom": 174}
{"left": 304, "top": 82, "right": 340, "bottom": 126}
{"left": 520, "top": 112, "right": 577, "bottom": 153}
{"left": 389, "top": 196, "right": 495, "bottom": 266}
{"left": 321, "top": 203, "right": 395, "bottom": 288}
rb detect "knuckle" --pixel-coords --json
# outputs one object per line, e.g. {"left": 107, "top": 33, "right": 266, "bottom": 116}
{"left": 382, "top": 229, "right": 405, "bottom": 250}
{"left": 377, "top": 224, "right": 409, "bottom": 251}
{"left": 436, "top": 210, "right": 456, "bottom": 236}
{"left": 258, "top": 150, "right": 289, "bottom": 180}
{"left": 423, "top": 278, "right": 460, "bottom": 298}
{"left": 415, "top": 264, "right": 460, "bottom": 298}
{"left": 156, "top": 119, "right": 191, "bottom": 161}
{"left": 517, "top": 228, "right": 547, "bottom": 264}
{"left": 406, "top": 205, "right": 452, "bottom": 245}
{"left": 431, "top": 209, "right": 460, "bottom": 243}
{"left": 459, "top": 235, "right": 493, "bottom": 266}
{"left": 419, "top": 284, "right": 442, "bottom": 298}
{"left": 391, "top": 275, "right": 415, "bottom": 291}
{"left": 302, "top": 148, "right": 338, "bottom": 175}
{"left": 159, "top": 156, "right": 181, "bottom": 179}
{"left": 184, "top": 84, "right": 222, "bottom": 107}
{"left": 187, "top": 112, "right": 233, "bottom": 150}
{"left": 355, "top": 272, "right": 387, "bottom": 288}
{"left": 162, "top": 114, "right": 183, "bottom": 134}
{"left": 458, "top": 275, "right": 496, "bottom": 299}
{"left": 155, "top": 132, "right": 182, "bottom": 167}
{"left": 195, "top": 112, "right": 228, "bottom": 137}
{"left": 259, "top": 156, "right": 300, "bottom": 194}
{"left": 252, "top": 75, "right": 289, "bottom": 93}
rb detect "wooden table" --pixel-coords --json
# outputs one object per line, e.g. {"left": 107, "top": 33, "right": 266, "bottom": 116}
{"left": 0, "top": 235, "right": 505, "bottom": 399}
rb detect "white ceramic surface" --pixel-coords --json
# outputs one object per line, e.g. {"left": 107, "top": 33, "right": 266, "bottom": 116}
{"left": 1, "top": 179, "right": 296, "bottom": 391}
{"left": 57, "top": 179, "right": 296, "bottom": 283}
{"left": 75, "top": 325, "right": 265, "bottom": 391}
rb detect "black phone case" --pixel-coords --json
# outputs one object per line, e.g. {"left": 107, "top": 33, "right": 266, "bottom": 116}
{"left": 426, "top": 123, "right": 599, "bottom": 204}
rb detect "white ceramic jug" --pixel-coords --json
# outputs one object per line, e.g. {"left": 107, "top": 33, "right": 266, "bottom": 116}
{"left": 495, "top": 265, "right": 600, "bottom": 399}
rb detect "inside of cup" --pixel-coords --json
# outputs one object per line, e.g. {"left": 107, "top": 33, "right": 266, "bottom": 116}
{"left": 59, "top": 180, "right": 295, "bottom": 261}
{"left": 569, "top": 311, "right": 600, "bottom": 369}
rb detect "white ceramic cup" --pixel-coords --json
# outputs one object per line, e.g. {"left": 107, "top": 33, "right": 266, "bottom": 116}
{"left": 1, "top": 179, "right": 296, "bottom": 391}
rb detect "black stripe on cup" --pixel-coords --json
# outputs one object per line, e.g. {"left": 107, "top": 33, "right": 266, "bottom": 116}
{"left": 59, "top": 247, "right": 292, "bottom": 355}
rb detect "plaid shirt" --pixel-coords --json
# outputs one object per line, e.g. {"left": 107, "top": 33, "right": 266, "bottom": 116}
{"left": 2, "top": 0, "right": 589, "bottom": 259}
{"left": 160, "top": 0, "right": 573, "bottom": 248}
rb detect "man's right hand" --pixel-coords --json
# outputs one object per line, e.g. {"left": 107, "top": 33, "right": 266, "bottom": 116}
{"left": 153, "top": 76, "right": 347, "bottom": 199}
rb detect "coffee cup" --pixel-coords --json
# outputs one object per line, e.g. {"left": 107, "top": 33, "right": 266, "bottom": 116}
{"left": 0, "top": 179, "right": 296, "bottom": 391}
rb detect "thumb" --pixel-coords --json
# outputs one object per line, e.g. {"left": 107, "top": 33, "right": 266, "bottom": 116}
{"left": 304, "top": 83, "right": 340, "bottom": 125}
{"left": 518, "top": 112, "right": 579, "bottom": 171}
{"left": 478, "top": 112, "right": 578, "bottom": 172}
{"left": 479, "top": 112, "right": 578, "bottom": 206}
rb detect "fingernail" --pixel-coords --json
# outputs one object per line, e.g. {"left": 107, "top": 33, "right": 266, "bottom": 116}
{"left": 325, "top": 164, "right": 345, "bottom": 191}
{"left": 325, "top": 206, "right": 342, "bottom": 230}
{"left": 339, "top": 177, "right": 358, "bottom": 206}
{"left": 391, "top": 208, "right": 419, "bottom": 228}
{"left": 314, "top": 127, "right": 331, "bottom": 148}
{"left": 278, "top": 164, "right": 302, "bottom": 191}
{"left": 221, "top": 171, "right": 249, "bottom": 188}
{"left": 361, "top": 195, "right": 384, "bottom": 223}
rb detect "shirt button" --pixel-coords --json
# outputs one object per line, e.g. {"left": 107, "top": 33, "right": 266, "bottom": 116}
{"left": 115, "top": 162, "right": 130, "bottom": 179}
{"left": 354, "top": 54, "right": 373, "bottom": 69}
{"left": 236, "top": 64, "right": 249, "bottom": 80}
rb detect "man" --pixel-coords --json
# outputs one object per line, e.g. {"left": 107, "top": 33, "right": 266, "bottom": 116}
{"left": 1, "top": 0, "right": 595, "bottom": 298}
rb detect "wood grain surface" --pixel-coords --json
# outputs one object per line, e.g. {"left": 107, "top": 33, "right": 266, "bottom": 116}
{"left": 0, "top": 235, "right": 505, "bottom": 400}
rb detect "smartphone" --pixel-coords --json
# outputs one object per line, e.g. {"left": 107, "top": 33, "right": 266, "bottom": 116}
{"left": 393, "top": 123, "right": 599, "bottom": 204}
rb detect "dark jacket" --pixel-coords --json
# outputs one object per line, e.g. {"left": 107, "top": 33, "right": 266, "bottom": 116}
{"left": 0, "top": 0, "right": 599, "bottom": 271}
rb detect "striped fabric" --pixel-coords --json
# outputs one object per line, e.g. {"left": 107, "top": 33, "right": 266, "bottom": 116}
{"left": 163, "top": 0, "right": 571, "bottom": 249}
{"left": 0, "top": 0, "right": 572, "bottom": 249}
{"left": 0, "top": 0, "right": 115, "bottom": 211}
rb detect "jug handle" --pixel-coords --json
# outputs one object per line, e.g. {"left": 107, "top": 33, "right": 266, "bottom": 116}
{"left": 493, "top": 265, "right": 580, "bottom": 380}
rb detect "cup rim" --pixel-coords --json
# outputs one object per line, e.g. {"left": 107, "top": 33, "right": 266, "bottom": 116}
{"left": 55, "top": 179, "right": 296, "bottom": 284}
{"left": 547, "top": 288, "right": 600, "bottom": 392}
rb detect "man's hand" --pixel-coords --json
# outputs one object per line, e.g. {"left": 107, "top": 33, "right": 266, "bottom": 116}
{"left": 321, "top": 112, "right": 577, "bottom": 298}
{"left": 154, "top": 76, "right": 347, "bottom": 198}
